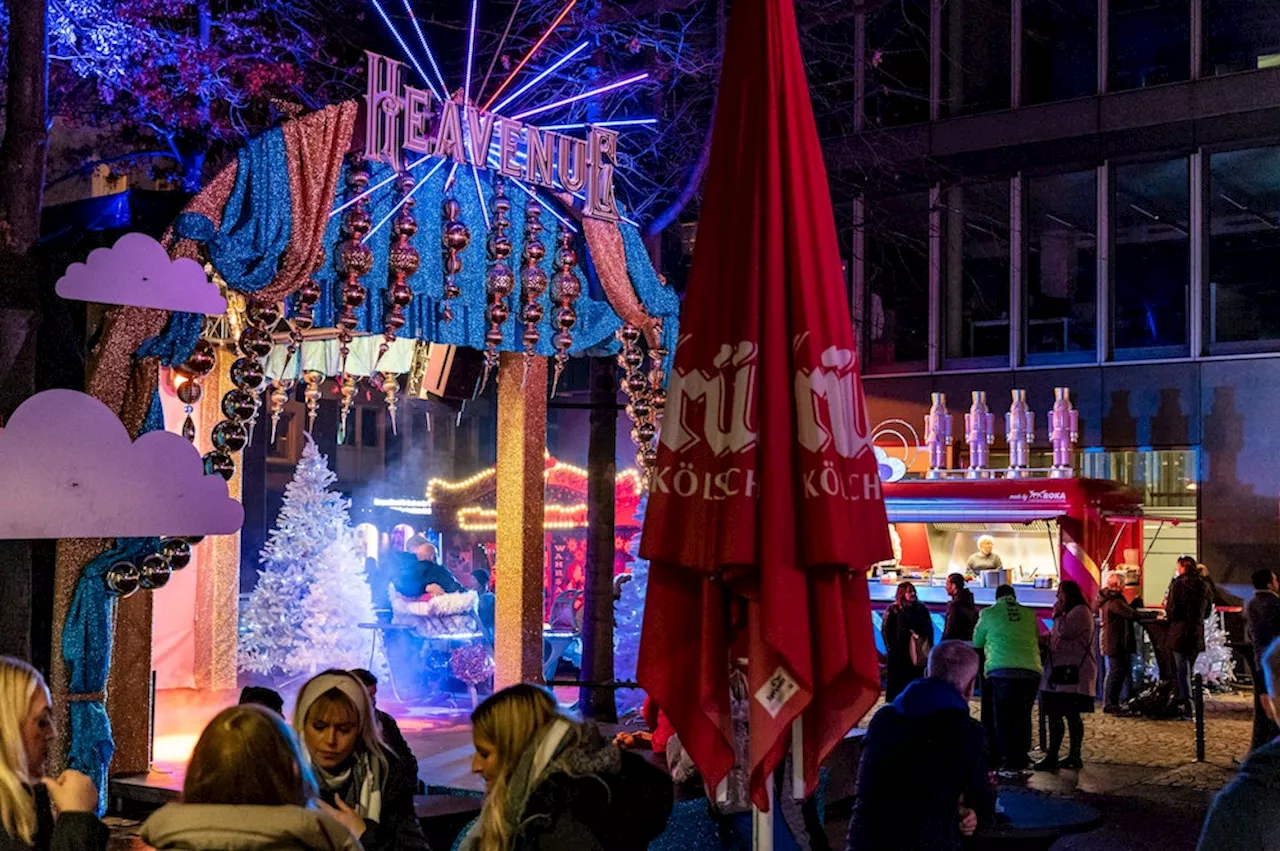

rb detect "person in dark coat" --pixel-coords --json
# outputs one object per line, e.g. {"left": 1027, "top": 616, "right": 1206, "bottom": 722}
{"left": 1197, "top": 637, "right": 1280, "bottom": 850}
{"left": 459, "top": 684, "right": 673, "bottom": 851}
{"left": 239, "top": 685, "right": 285, "bottom": 716}
{"left": 942, "top": 573, "right": 979, "bottom": 642}
{"left": 1034, "top": 581, "right": 1096, "bottom": 772}
{"left": 881, "top": 582, "right": 934, "bottom": 701}
{"left": 350, "top": 668, "right": 421, "bottom": 793}
{"left": 396, "top": 539, "right": 463, "bottom": 596}
{"left": 1166, "top": 556, "right": 1212, "bottom": 717}
{"left": 1246, "top": 569, "right": 1280, "bottom": 750}
{"left": 1096, "top": 572, "right": 1141, "bottom": 712}
{"left": 0, "top": 657, "right": 106, "bottom": 851}
{"left": 294, "top": 670, "right": 431, "bottom": 851}
{"left": 845, "top": 641, "right": 995, "bottom": 851}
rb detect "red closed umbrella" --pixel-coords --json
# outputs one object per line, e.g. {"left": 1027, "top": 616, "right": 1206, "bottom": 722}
{"left": 635, "top": 0, "right": 893, "bottom": 813}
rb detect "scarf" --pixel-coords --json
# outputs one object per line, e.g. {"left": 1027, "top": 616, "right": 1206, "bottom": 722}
{"left": 294, "top": 673, "right": 386, "bottom": 822}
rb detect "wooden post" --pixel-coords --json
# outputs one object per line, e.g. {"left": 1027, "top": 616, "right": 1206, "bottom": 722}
{"left": 494, "top": 352, "right": 547, "bottom": 687}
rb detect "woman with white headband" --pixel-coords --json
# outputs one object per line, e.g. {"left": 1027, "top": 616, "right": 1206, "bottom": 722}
{"left": 293, "top": 670, "right": 428, "bottom": 851}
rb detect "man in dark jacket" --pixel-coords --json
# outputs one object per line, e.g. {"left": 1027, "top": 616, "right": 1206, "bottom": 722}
{"left": 942, "top": 573, "right": 979, "bottom": 642}
{"left": 350, "top": 668, "right": 422, "bottom": 793}
{"left": 1247, "top": 569, "right": 1280, "bottom": 750}
{"left": 394, "top": 539, "right": 462, "bottom": 596}
{"left": 1097, "top": 572, "right": 1141, "bottom": 712}
{"left": 1166, "top": 556, "right": 1211, "bottom": 718}
{"left": 1198, "top": 637, "right": 1280, "bottom": 850}
{"left": 846, "top": 641, "right": 995, "bottom": 851}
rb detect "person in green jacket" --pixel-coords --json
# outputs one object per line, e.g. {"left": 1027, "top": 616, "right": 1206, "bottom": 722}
{"left": 972, "top": 585, "right": 1043, "bottom": 774}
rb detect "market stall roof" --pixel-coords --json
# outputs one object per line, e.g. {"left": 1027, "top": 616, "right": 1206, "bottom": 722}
{"left": 882, "top": 478, "right": 1145, "bottom": 525}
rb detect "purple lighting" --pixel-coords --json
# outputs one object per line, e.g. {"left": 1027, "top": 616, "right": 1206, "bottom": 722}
{"left": 511, "top": 73, "right": 650, "bottom": 122}
{"left": 403, "top": 0, "right": 450, "bottom": 98}
{"left": 539, "top": 118, "right": 658, "bottom": 130}
{"left": 372, "top": 0, "right": 435, "bottom": 96}
{"left": 464, "top": 0, "right": 478, "bottom": 107}
{"left": 491, "top": 41, "right": 591, "bottom": 115}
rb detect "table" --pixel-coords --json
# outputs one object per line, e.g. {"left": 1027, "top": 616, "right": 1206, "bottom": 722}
{"left": 975, "top": 789, "right": 1103, "bottom": 850}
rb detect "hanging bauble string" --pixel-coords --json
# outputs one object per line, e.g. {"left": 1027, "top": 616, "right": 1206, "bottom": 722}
{"left": 138, "top": 554, "right": 172, "bottom": 590}
{"left": 203, "top": 450, "right": 236, "bottom": 480}
{"left": 303, "top": 371, "right": 324, "bottom": 433}
{"left": 378, "top": 172, "right": 420, "bottom": 372}
{"left": 268, "top": 380, "right": 293, "bottom": 443}
{"left": 519, "top": 200, "right": 548, "bottom": 386}
{"left": 338, "top": 374, "right": 359, "bottom": 444}
{"left": 184, "top": 338, "right": 216, "bottom": 377}
{"left": 440, "top": 197, "right": 470, "bottom": 323}
{"left": 292, "top": 278, "right": 322, "bottom": 332}
{"left": 104, "top": 561, "right": 141, "bottom": 598}
{"left": 176, "top": 337, "right": 215, "bottom": 444}
{"left": 230, "top": 357, "right": 266, "bottom": 391}
{"left": 337, "top": 157, "right": 374, "bottom": 376}
{"left": 211, "top": 419, "right": 249, "bottom": 452}
{"left": 480, "top": 176, "right": 515, "bottom": 392}
{"left": 161, "top": 538, "right": 193, "bottom": 570}
{"left": 549, "top": 225, "right": 580, "bottom": 396}
{"left": 382, "top": 372, "right": 400, "bottom": 435}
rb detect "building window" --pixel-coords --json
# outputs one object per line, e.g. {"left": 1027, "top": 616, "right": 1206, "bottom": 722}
{"left": 1208, "top": 146, "right": 1280, "bottom": 349}
{"left": 863, "top": 192, "right": 930, "bottom": 370}
{"left": 1204, "top": 0, "right": 1280, "bottom": 76}
{"left": 942, "top": 181, "right": 1011, "bottom": 362}
{"left": 1023, "top": 0, "right": 1097, "bottom": 104}
{"left": 1027, "top": 171, "right": 1098, "bottom": 361}
{"left": 1113, "top": 158, "right": 1190, "bottom": 357}
{"left": 865, "top": 0, "right": 932, "bottom": 128}
{"left": 1109, "top": 0, "right": 1191, "bottom": 91}
{"left": 941, "top": 0, "right": 1012, "bottom": 116}
{"left": 1080, "top": 449, "right": 1198, "bottom": 508}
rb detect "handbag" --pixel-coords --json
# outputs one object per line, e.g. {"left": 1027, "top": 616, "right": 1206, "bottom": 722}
{"left": 909, "top": 631, "right": 932, "bottom": 667}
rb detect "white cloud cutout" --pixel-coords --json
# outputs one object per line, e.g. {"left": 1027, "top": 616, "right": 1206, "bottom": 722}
{"left": 0, "top": 390, "right": 244, "bottom": 539}
{"left": 55, "top": 232, "right": 227, "bottom": 315}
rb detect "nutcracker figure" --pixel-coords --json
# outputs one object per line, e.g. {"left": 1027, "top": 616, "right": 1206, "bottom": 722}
{"left": 1005, "top": 389, "right": 1034, "bottom": 478}
{"left": 1048, "top": 386, "right": 1079, "bottom": 478}
{"left": 964, "top": 391, "right": 995, "bottom": 478}
{"left": 924, "top": 392, "right": 953, "bottom": 478}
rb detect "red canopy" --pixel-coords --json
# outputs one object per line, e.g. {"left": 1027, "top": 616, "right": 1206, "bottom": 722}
{"left": 636, "top": 0, "right": 892, "bottom": 812}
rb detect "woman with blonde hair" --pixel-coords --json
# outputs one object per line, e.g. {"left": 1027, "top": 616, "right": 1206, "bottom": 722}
{"left": 141, "top": 705, "right": 359, "bottom": 851}
{"left": 457, "top": 683, "right": 672, "bottom": 851}
{"left": 294, "top": 670, "right": 427, "bottom": 851}
{"left": 0, "top": 657, "right": 104, "bottom": 851}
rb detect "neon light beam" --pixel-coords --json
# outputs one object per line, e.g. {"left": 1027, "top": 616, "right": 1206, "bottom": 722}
{"left": 470, "top": 164, "right": 491, "bottom": 230}
{"left": 464, "top": 0, "right": 478, "bottom": 107}
{"left": 512, "top": 73, "right": 650, "bottom": 122}
{"left": 481, "top": 0, "right": 578, "bottom": 111}
{"left": 539, "top": 118, "right": 658, "bottom": 130}
{"left": 403, "top": 0, "right": 450, "bottom": 98}
{"left": 507, "top": 178, "right": 577, "bottom": 232}
{"left": 362, "top": 157, "right": 449, "bottom": 244}
{"left": 491, "top": 41, "right": 591, "bottom": 115}
{"left": 331, "top": 154, "right": 437, "bottom": 219}
{"left": 372, "top": 0, "right": 436, "bottom": 96}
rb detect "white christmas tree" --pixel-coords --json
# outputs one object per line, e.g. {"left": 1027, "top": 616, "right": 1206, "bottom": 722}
{"left": 239, "top": 434, "right": 378, "bottom": 678}
{"left": 1196, "top": 610, "right": 1237, "bottom": 689}
{"left": 614, "top": 492, "right": 650, "bottom": 716}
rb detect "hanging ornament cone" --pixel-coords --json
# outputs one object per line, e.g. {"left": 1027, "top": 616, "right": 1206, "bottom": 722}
{"left": 382, "top": 372, "right": 401, "bottom": 435}
{"left": 519, "top": 200, "right": 548, "bottom": 387}
{"left": 268, "top": 379, "right": 293, "bottom": 444}
{"left": 440, "top": 197, "right": 470, "bottom": 323}
{"left": 480, "top": 176, "right": 515, "bottom": 393}
{"left": 338, "top": 374, "right": 359, "bottom": 444}
{"left": 378, "top": 173, "right": 420, "bottom": 373}
{"left": 549, "top": 225, "right": 580, "bottom": 396}
{"left": 303, "top": 371, "right": 324, "bottom": 433}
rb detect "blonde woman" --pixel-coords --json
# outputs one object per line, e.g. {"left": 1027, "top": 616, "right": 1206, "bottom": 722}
{"left": 0, "top": 657, "right": 104, "bottom": 851}
{"left": 293, "top": 671, "right": 427, "bottom": 851}
{"left": 457, "top": 684, "right": 672, "bottom": 851}
{"left": 141, "top": 705, "right": 359, "bottom": 851}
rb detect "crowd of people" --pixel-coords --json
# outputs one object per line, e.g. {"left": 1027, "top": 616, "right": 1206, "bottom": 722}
{"left": 3, "top": 554, "right": 1277, "bottom": 851}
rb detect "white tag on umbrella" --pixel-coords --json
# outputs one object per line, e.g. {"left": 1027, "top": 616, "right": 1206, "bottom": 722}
{"left": 755, "top": 667, "right": 800, "bottom": 718}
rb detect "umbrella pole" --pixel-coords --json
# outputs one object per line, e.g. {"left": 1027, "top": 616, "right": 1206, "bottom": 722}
{"left": 752, "top": 779, "right": 774, "bottom": 851}
{"left": 791, "top": 718, "right": 805, "bottom": 799}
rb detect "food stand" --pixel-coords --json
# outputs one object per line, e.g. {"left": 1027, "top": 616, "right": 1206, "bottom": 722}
{"left": 870, "top": 478, "right": 1146, "bottom": 613}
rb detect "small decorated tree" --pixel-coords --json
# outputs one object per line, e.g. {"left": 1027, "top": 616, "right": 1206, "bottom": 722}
{"left": 614, "top": 493, "right": 650, "bottom": 716}
{"left": 240, "top": 434, "right": 377, "bottom": 678}
{"left": 1196, "top": 610, "right": 1237, "bottom": 690}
